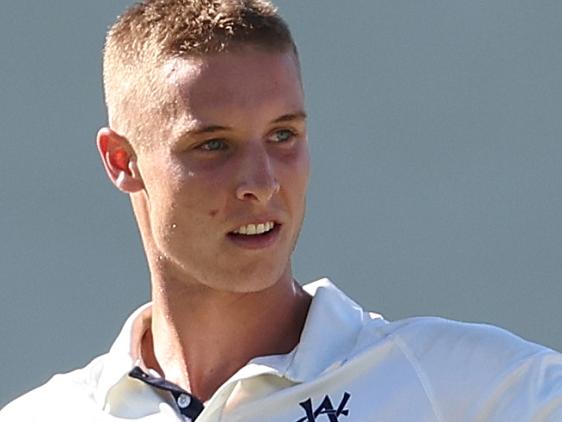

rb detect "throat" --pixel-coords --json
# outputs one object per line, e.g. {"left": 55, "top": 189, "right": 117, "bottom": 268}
{"left": 146, "top": 281, "right": 312, "bottom": 401}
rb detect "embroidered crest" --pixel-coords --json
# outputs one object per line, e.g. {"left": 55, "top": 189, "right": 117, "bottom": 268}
{"left": 295, "top": 392, "right": 351, "bottom": 422}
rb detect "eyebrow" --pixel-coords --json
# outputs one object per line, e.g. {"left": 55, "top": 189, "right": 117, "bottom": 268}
{"left": 184, "top": 111, "right": 308, "bottom": 137}
{"left": 272, "top": 111, "right": 308, "bottom": 124}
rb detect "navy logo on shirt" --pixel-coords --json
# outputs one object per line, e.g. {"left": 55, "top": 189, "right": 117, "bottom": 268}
{"left": 295, "top": 392, "right": 351, "bottom": 422}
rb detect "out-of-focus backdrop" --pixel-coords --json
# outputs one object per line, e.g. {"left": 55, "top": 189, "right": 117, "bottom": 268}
{"left": 2, "top": 0, "right": 561, "bottom": 407}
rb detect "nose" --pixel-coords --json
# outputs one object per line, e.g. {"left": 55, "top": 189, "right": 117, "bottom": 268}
{"left": 235, "top": 145, "right": 280, "bottom": 203}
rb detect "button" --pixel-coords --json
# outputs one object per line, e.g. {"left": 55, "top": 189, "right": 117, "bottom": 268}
{"left": 177, "top": 393, "right": 191, "bottom": 409}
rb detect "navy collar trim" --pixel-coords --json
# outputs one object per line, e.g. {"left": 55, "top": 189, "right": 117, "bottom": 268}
{"left": 129, "top": 366, "right": 204, "bottom": 421}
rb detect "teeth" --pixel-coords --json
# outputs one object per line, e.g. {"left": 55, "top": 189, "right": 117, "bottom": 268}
{"left": 233, "top": 221, "right": 276, "bottom": 235}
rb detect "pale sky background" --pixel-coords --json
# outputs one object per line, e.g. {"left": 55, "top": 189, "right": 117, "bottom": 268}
{"left": 1, "top": 1, "right": 561, "bottom": 407}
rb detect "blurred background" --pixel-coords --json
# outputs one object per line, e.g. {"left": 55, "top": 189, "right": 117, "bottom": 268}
{"left": 1, "top": 0, "right": 561, "bottom": 407}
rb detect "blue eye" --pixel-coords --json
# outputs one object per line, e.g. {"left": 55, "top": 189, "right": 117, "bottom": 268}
{"left": 271, "top": 129, "right": 295, "bottom": 143}
{"left": 200, "top": 139, "right": 227, "bottom": 151}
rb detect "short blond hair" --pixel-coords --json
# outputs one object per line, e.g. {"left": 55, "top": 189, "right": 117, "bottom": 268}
{"left": 102, "top": 0, "right": 297, "bottom": 147}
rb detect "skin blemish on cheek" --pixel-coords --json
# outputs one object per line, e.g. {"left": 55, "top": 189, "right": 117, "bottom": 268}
{"left": 209, "top": 210, "right": 218, "bottom": 217}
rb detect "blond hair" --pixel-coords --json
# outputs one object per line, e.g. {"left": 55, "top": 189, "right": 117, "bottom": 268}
{"left": 102, "top": 0, "right": 297, "bottom": 147}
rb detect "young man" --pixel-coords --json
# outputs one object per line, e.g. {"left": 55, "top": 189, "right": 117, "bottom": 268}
{"left": 2, "top": 1, "right": 562, "bottom": 421}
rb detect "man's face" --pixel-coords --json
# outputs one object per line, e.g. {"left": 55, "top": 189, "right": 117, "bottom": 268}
{"left": 134, "top": 48, "right": 309, "bottom": 293}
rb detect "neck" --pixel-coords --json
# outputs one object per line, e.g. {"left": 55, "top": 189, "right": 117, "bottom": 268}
{"left": 142, "top": 270, "right": 312, "bottom": 402}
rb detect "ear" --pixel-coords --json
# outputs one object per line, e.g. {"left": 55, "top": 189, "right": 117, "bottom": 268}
{"left": 96, "top": 128, "right": 144, "bottom": 193}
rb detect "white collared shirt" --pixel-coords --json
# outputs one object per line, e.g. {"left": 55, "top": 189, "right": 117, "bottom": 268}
{"left": 2, "top": 279, "right": 562, "bottom": 421}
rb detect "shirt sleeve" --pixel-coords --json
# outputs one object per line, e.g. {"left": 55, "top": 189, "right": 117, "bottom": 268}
{"left": 393, "top": 317, "right": 562, "bottom": 422}
{"left": 0, "top": 389, "right": 42, "bottom": 422}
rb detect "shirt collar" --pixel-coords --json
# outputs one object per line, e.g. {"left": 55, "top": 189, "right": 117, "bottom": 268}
{"left": 248, "top": 278, "right": 376, "bottom": 383}
{"left": 94, "top": 303, "right": 152, "bottom": 407}
{"left": 94, "top": 278, "right": 381, "bottom": 408}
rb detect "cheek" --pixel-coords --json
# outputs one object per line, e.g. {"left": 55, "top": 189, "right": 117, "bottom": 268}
{"left": 281, "top": 147, "right": 310, "bottom": 192}
{"left": 159, "top": 163, "right": 226, "bottom": 226}
{"left": 300, "top": 149, "right": 311, "bottom": 187}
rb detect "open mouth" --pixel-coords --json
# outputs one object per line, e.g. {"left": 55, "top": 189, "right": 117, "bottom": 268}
{"left": 231, "top": 221, "right": 276, "bottom": 236}
{"left": 227, "top": 221, "right": 281, "bottom": 248}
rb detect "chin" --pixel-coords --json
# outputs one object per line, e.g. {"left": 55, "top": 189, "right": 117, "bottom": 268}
{"left": 207, "top": 262, "right": 290, "bottom": 294}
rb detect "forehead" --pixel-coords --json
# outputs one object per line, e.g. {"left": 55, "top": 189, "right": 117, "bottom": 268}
{"left": 159, "top": 49, "right": 304, "bottom": 133}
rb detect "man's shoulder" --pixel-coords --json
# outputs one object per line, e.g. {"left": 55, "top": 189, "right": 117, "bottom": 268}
{"left": 358, "top": 314, "right": 554, "bottom": 370}
{"left": 385, "top": 316, "right": 550, "bottom": 360}
{"left": 310, "top": 279, "right": 557, "bottom": 372}
{"left": 352, "top": 314, "right": 562, "bottom": 419}
{"left": 0, "top": 354, "right": 107, "bottom": 421}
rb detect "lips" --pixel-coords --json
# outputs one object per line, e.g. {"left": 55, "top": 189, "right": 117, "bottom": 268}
{"left": 227, "top": 221, "right": 281, "bottom": 249}
{"left": 232, "top": 221, "right": 276, "bottom": 235}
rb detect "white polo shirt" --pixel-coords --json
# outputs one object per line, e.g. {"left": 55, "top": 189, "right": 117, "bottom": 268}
{"left": 2, "top": 279, "right": 562, "bottom": 421}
